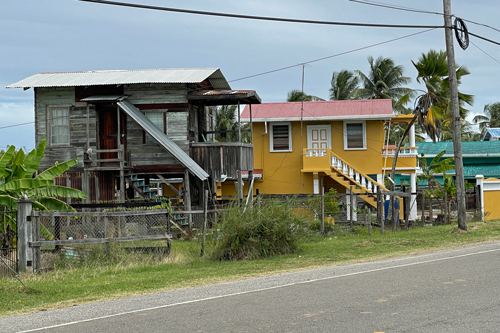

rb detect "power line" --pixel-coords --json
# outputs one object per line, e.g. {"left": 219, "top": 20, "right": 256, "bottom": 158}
{"left": 230, "top": 28, "right": 436, "bottom": 83}
{"left": 349, "top": 0, "right": 500, "bottom": 36}
{"left": 458, "top": 18, "right": 500, "bottom": 35}
{"left": 1, "top": 28, "right": 436, "bottom": 130}
{"left": 77, "top": 0, "right": 445, "bottom": 30}
{"left": 470, "top": 40, "right": 500, "bottom": 66}
{"left": 348, "top": 0, "right": 444, "bottom": 16}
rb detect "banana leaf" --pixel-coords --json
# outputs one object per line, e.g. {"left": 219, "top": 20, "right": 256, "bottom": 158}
{"left": 36, "top": 159, "right": 78, "bottom": 180}
{"left": 0, "top": 146, "right": 16, "bottom": 178}
{"left": 36, "top": 197, "right": 77, "bottom": 212}
{"left": 29, "top": 185, "right": 87, "bottom": 199}
{"left": 0, "top": 178, "right": 54, "bottom": 192}
{"left": 0, "top": 195, "right": 18, "bottom": 209}
{"left": 25, "top": 137, "right": 47, "bottom": 177}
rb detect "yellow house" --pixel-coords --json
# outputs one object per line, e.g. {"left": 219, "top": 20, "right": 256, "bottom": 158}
{"left": 235, "top": 100, "right": 418, "bottom": 217}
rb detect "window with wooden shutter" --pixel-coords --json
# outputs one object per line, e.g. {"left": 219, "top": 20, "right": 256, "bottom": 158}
{"left": 270, "top": 123, "right": 292, "bottom": 152}
{"left": 344, "top": 121, "right": 366, "bottom": 150}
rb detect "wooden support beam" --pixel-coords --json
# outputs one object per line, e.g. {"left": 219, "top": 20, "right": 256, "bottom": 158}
{"left": 157, "top": 174, "right": 180, "bottom": 196}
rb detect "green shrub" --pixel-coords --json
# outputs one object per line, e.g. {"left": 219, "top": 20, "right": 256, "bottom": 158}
{"left": 210, "top": 197, "right": 306, "bottom": 261}
{"left": 308, "top": 219, "right": 335, "bottom": 233}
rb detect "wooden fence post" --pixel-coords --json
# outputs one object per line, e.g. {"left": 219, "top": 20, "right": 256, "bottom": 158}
{"left": 201, "top": 188, "right": 208, "bottom": 256}
{"left": 16, "top": 199, "right": 34, "bottom": 273}
{"left": 320, "top": 183, "right": 325, "bottom": 235}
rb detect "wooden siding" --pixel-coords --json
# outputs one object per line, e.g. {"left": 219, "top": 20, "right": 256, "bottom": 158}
{"left": 124, "top": 83, "right": 188, "bottom": 104}
{"left": 34, "top": 84, "right": 199, "bottom": 174}
{"left": 190, "top": 143, "right": 253, "bottom": 180}
{"left": 35, "top": 87, "right": 98, "bottom": 170}
{"left": 53, "top": 171, "right": 115, "bottom": 203}
{"left": 124, "top": 110, "right": 188, "bottom": 169}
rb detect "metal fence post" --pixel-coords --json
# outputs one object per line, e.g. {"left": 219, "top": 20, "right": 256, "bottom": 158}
{"left": 16, "top": 199, "right": 34, "bottom": 273}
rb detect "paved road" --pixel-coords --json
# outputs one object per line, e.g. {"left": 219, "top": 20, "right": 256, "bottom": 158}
{"left": 3, "top": 242, "right": 500, "bottom": 333}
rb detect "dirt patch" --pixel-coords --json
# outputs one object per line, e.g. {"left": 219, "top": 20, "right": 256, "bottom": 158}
{"left": 451, "top": 227, "right": 468, "bottom": 235}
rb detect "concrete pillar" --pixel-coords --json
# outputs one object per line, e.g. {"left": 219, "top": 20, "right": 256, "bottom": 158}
{"left": 313, "top": 173, "right": 319, "bottom": 194}
{"left": 410, "top": 173, "right": 417, "bottom": 220}
{"left": 409, "top": 122, "right": 416, "bottom": 147}
{"left": 17, "top": 199, "right": 34, "bottom": 273}
{"left": 476, "top": 175, "right": 484, "bottom": 221}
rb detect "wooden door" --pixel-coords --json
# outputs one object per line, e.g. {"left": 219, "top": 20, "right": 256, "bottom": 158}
{"left": 99, "top": 105, "right": 126, "bottom": 164}
{"left": 307, "top": 125, "right": 331, "bottom": 156}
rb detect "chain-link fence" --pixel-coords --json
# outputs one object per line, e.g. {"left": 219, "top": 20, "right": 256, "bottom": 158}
{"left": 1, "top": 209, "right": 18, "bottom": 279}
{"left": 31, "top": 207, "right": 172, "bottom": 272}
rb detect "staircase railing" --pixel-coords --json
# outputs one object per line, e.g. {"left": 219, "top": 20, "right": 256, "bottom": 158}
{"left": 304, "top": 148, "right": 388, "bottom": 194}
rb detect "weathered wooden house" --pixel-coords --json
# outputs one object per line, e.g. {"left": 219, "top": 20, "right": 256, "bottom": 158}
{"left": 7, "top": 68, "right": 261, "bottom": 207}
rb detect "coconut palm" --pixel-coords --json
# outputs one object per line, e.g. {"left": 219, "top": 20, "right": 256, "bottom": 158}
{"left": 355, "top": 56, "right": 415, "bottom": 113}
{"left": 412, "top": 49, "right": 474, "bottom": 142}
{"left": 213, "top": 105, "right": 250, "bottom": 143}
{"left": 473, "top": 102, "right": 500, "bottom": 136}
{"left": 329, "top": 70, "right": 359, "bottom": 100}
{"left": 286, "top": 89, "right": 325, "bottom": 102}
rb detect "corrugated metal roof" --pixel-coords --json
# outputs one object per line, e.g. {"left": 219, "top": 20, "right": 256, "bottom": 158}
{"left": 117, "top": 100, "right": 209, "bottom": 181}
{"left": 464, "top": 165, "right": 500, "bottom": 179}
{"left": 240, "top": 100, "right": 393, "bottom": 122}
{"left": 189, "top": 90, "right": 253, "bottom": 96}
{"left": 417, "top": 141, "right": 500, "bottom": 157}
{"left": 484, "top": 128, "right": 500, "bottom": 140}
{"left": 6, "top": 68, "right": 231, "bottom": 90}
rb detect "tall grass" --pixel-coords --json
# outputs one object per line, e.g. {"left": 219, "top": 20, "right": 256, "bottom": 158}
{"left": 210, "top": 197, "right": 306, "bottom": 260}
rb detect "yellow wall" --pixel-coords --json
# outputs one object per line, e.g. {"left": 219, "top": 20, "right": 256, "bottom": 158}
{"left": 484, "top": 191, "right": 500, "bottom": 220}
{"left": 251, "top": 120, "right": 385, "bottom": 195}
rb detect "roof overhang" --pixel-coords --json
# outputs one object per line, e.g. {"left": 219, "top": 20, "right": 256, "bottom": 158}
{"left": 246, "top": 114, "right": 393, "bottom": 122}
{"left": 188, "top": 90, "right": 261, "bottom": 106}
{"left": 389, "top": 114, "right": 415, "bottom": 125}
{"left": 6, "top": 68, "right": 231, "bottom": 90}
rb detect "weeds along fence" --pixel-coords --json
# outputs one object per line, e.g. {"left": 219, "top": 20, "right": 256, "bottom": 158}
{"left": 415, "top": 185, "right": 481, "bottom": 225}
{"left": 29, "top": 207, "right": 173, "bottom": 273}
{"left": 0, "top": 208, "right": 18, "bottom": 278}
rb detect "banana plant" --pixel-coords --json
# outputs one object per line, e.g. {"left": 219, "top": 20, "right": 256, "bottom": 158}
{"left": 0, "top": 137, "right": 87, "bottom": 246}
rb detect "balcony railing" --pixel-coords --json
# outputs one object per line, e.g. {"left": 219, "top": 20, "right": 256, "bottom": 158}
{"left": 190, "top": 142, "right": 253, "bottom": 181}
{"left": 303, "top": 148, "right": 384, "bottom": 193}
{"left": 382, "top": 146, "right": 418, "bottom": 156}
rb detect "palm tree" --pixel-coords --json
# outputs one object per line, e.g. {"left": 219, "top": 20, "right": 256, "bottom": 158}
{"left": 412, "top": 49, "right": 474, "bottom": 142}
{"left": 473, "top": 102, "right": 500, "bottom": 136}
{"left": 286, "top": 89, "right": 325, "bottom": 102}
{"left": 388, "top": 50, "right": 473, "bottom": 230}
{"left": 213, "top": 105, "right": 250, "bottom": 143}
{"left": 329, "top": 70, "right": 359, "bottom": 100}
{"left": 355, "top": 56, "right": 415, "bottom": 113}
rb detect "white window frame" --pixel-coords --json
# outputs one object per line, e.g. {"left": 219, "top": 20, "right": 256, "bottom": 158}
{"left": 343, "top": 120, "right": 366, "bottom": 150}
{"left": 270, "top": 122, "right": 292, "bottom": 152}
{"left": 47, "top": 105, "right": 71, "bottom": 146}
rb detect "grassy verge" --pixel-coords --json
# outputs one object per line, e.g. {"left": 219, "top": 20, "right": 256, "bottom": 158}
{"left": 2, "top": 220, "right": 500, "bottom": 317}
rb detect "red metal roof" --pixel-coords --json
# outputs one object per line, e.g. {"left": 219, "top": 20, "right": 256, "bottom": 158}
{"left": 241, "top": 99, "right": 393, "bottom": 121}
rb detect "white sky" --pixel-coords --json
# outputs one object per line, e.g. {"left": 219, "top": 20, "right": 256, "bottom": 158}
{"left": 1, "top": 0, "right": 499, "bottom": 150}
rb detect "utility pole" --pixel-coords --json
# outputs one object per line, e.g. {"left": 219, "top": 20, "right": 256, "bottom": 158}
{"left": 443, "top": 0, "right": 467, "bottom": 230}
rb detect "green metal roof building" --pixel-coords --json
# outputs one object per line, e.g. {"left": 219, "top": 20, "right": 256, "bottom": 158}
{"left": 416, "top": 141, "right": 500, "bottom": 181}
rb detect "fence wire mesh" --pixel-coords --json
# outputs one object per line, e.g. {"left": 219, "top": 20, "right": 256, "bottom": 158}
{"left": 1, "top": 209, "right": 18, "bottom": 279}
{"left": 33, "top": 207, "right": 173, "bottom": 272}
{"left": 37, "top": 209, "right": 171, "bottom": 241}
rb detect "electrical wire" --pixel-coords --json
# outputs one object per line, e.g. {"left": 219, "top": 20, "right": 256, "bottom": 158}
{"left": 470, "top": 40, "right": 500, "bottom": 66}
{"left": 76, "top": 0, "right": 445, "bottom": 30}
{"left": 348, "top": 0, "right": 445, "bottom": 16}
{"left": 1, "top": 29, "right": 436, "bottom": 131}
{"left": 230, "top": 29, "right": 436, "bottom": 83}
